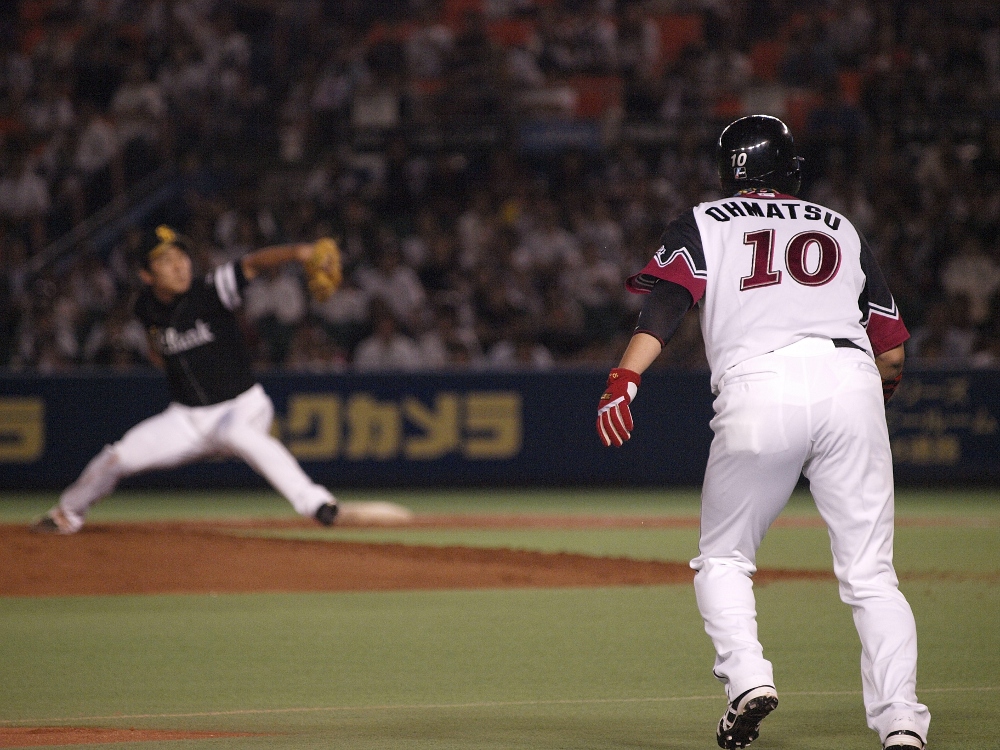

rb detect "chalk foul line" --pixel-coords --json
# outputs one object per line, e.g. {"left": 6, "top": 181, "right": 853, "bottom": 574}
{"left": 2, "top": 686, "right": 996, "bottom": 726}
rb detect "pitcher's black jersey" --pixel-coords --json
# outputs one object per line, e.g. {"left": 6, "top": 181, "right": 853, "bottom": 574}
{"left": 134, "top": 260, "right": 256, "bottom": 406}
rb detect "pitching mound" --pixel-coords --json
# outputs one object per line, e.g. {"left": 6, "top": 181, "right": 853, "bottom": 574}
{"left": 0, "top": 518, "right": 831, "bottom": 597}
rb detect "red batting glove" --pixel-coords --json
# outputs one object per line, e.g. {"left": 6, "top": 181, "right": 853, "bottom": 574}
{"left": 597, "top": 368, "right": 641, "bottom": 447}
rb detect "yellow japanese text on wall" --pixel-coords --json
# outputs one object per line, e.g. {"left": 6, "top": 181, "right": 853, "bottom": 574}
{"left": 276, "top": 391, "right": 522, "bottom": 461}
{"left": 0, "top": 398, "right": 45, "bottom": 462}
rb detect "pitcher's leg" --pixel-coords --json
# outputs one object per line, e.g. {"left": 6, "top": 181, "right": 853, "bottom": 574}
{"left": 59, "top": 405, "right": 205, "bottom": 529}
{"left": 218, "top": 386, "right": 334, "bottom": 517}
{"left": 806, "top": 358, "right": 929, "bottom": 744}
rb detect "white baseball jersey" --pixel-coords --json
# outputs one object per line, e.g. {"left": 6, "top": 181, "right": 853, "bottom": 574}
{"left": 628, "top": 189, "right": 909, "bottom": 391}
{"left": 627, "top": 189, "right": 928, "bottom": 742}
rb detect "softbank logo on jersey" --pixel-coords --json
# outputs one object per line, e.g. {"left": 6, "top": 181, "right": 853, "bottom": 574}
{"left": 160, "top": 319, "right": 215, "bottom": 354}
{"left": 705, "top": 201, "right": 842, "bottom": 230}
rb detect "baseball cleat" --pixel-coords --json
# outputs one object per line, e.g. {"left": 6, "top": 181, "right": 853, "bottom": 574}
{"left": 716, "top": 685, "right": 778, "bottom": 749}
{"left": 31, "top": 508, "right": 79, "bottom": 534}
{"left": 314, "top": 502, "right": 338, "bottom": 526}
{"left": 883, "top": 729, "right": 925, "bottom": 749}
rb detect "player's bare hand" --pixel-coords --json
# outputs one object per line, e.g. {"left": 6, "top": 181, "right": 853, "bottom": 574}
{"left": 597, "top": 368, "right": 641, "bottom": 447}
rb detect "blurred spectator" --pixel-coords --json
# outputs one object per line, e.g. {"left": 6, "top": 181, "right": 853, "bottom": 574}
{"left": 486, "top": 316, "right": 556, "bottom": 370}
{"left": 827, "top": 0, "right": 877, "bottom": 67}
{"left": 213, "top": 212, "right": 259, "bottom": 266}
{"left": 456, "top": 189, "right": 496, "bottom": 270}
{"left": 565, "top": 238, "right": 625, "bottom": 347}
{"left": 73, "top": 102, "right": 120, "bottom": 213}
{"left": 311, "top": 276, "right": 371, "bottom": 354}
{"left": 971, "top": 289, "right": 1000, "bottom": 367}
{"left": 907, "top": 296, "right": 977, "bottom": 365}
{"left": 81, "top": 300, "right": 150, "bottom": 369}
{"left": 779, "top": 16, "right": 837, "bottom": 88}
{"left": 406, "top": 7, "right": 454, "bottom": 79}
{"left": 285, "top": 321, "right": 348, "bottom": 372}
{"left": 471, "top": 262, "right": 530, "bottom": 353}
{"left": 415, "top": 227, "right": 462, "bottom": 299}
{"left": 939, "top": 236, "right": 1000, "bottom": 325}
{"left": 354, "top": 231, "right": 428, "bottom": 330}
{"left": 538, "top": 283, "right": 586, "bottom": 358}
{"left": 801, "top": 78, "right": 867, "bottom": 184}
{"left": 970, "top": 332, "right": 1000, "bottom": 368}
{"left": 572, "top": 196, "right": 623, "bottom": 263}
{"left": 511, "top": 200, "right": 581, "bottom": 283}
{"left": 616, "top": 3, "right": 661, "bottom": 79}
{"left": 4, "top": 0, "right": 1000, "bottom": 374}
{"left": 417, "top": 303, "right": 484, "bottom": 370}
{"left": 243, "top": 265, "right": 308, "bottom": 366}
{"left": 0, "top": 149, "right": 50, "bottom": 251}
{"left": 0, "top": 239, "right": 24, "bottom": 366}
{"left": 353, "top": 299, "right": 425, "bottom": 371}
{"left": 23, "top": 76, "right": 75, "bottom": 139}
{"left": 350, "top": 71, "right": 402, "bottom": 131}
{"left": 65, "top": 250, "right": 118, "bottom": 346}
{"left": 0, "top": 42, "right": 33, "bottom": 102}
{"left": 110, "top": 62, "right": 166, "bottom": 183}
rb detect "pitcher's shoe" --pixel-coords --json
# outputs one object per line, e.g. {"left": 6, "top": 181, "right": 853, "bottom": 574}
{"left": 883, "top": 730, "right": 925, "bottom": 750}
{"left": 314, "top": 502, "right": 338, "bottom": 526}
{"left": 31, "top": 507, "right": 80, "bottom": 534}
{"left": 717, "top": 685, "right": 779, "bottom": 749}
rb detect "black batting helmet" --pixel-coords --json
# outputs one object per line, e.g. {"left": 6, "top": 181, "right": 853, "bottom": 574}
{"left": 717, "top": 115, "right": 802, "bottom": 196}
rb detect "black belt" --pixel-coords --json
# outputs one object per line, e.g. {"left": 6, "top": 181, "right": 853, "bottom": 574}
{"left": 832, "top": 338, "right": 864, "bottom": 351}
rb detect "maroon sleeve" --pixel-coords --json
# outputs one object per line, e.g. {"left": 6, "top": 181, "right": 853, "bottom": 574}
{"left": 859, "top": 233, "right": 909, "bottom": 356}
{"left": 626, "top": 210, "right": 707, "bottom": 305}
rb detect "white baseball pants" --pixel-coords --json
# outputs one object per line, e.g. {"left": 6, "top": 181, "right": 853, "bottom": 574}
{"left": 59, "top": 384, "right": 333, "bottom": 528}
{"left": 689, "top": 338, "right": 929, "bottom": 745}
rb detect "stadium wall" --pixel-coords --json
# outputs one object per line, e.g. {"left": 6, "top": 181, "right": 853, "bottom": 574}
{"left": 1, "top": 370, "right": 998, "bottom": 490}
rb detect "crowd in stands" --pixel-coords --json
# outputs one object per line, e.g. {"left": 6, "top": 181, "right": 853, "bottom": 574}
{"left": 1, "top": 0, "right": 999, "bottom": 373}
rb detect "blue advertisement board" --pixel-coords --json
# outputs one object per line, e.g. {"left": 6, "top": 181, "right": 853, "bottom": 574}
{"left": 1, "top": 369, "right": 997, "bottom": 490}
{"left": 0, "top": 370, "right": 714, "bottom": 490}
{"left": 885, "top": 370, "right": 1000, "bottom": 482}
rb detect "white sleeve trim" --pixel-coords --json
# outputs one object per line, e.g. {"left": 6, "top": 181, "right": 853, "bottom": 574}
{"left": 214, "top": 263, "right": 242, "bottom": 310}
{"left": 654, "top": 246, "right": 708, "bottom": 279}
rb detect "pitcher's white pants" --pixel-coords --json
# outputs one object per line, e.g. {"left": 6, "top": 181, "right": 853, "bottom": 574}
{"left": 689, "top": 340, "right": 929, "bottom": 745}
{"left": 59, "top": 384, "right": 333, "bottom": 528}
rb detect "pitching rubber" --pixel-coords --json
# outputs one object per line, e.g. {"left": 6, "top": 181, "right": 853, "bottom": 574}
{"left": 336, "top": 501, "right": 415, "bottom": 526}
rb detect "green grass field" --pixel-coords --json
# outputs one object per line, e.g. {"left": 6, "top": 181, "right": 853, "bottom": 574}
{"left": 1, "top": 488, "right": 998, "bottom": 749}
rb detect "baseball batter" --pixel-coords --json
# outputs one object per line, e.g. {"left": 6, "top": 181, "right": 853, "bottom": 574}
{"left": 34, "top": 226, "right": 342, "bottom": 534}
{"left": 597, "top": 116, "right": 928, "bottom": 750}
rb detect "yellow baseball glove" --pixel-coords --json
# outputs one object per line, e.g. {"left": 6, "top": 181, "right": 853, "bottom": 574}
{"left": 305, "top": 237, "right": 343, "bottom": 302}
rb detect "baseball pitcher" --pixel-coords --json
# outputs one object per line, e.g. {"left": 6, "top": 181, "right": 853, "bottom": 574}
{"left": 34, "top": 226, "right": 343, "bottom": 533}
{"left": 597, "top": 115, "right": 928, "bottom": 750}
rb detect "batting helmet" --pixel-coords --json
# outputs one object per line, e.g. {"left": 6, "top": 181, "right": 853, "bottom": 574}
{"left": 717, "top": 115, "right": 802, "bottom": 197}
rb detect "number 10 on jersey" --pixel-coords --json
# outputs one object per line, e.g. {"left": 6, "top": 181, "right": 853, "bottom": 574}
{"left": 740, "top": 229, "right": 842, "bottom": 291}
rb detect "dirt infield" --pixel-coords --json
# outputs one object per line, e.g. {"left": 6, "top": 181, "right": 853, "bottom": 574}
{"left": 0, "top": 727, "right": 259, "bottom": 747}
{"left": 0, "top": 516, "right": 834, "bottom": 597}
{"left": 0, "top": 514, "right": 912, "bottom": 747}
